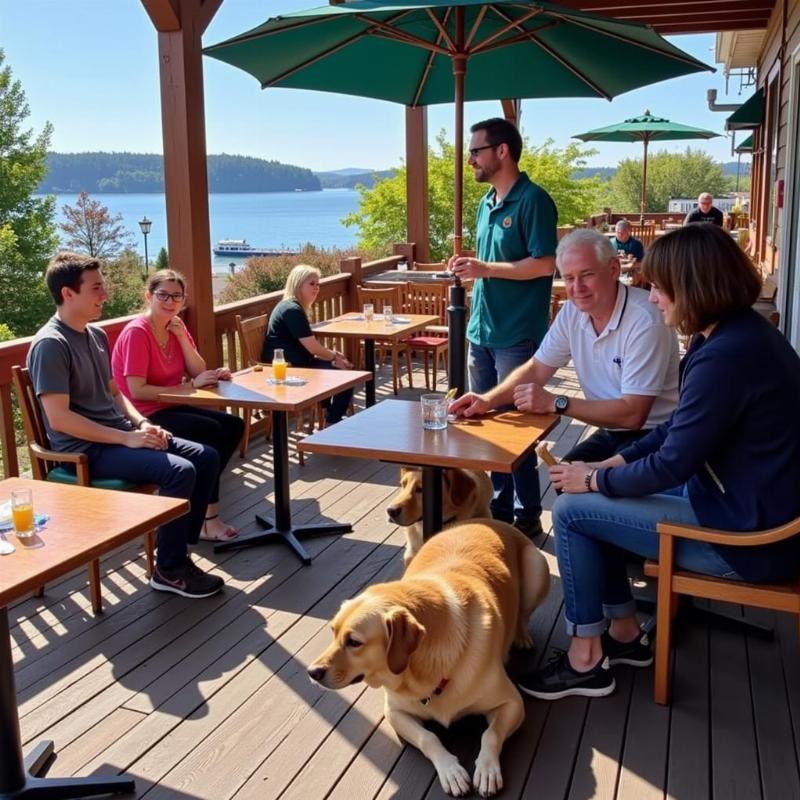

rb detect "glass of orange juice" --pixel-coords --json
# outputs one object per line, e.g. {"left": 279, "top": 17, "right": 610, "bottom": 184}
{"left": 272, "top": 348, "right": 287, "bottom": 384}
{"left": 11, "top": 488, "right": 35, "bottom": 538}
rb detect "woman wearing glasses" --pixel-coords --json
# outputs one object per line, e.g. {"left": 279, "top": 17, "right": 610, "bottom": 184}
{"left": 111, "top": 269, "right": 243, "bottom": 541}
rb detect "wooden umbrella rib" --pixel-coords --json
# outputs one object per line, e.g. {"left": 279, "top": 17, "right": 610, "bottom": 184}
{"left": 472, "top": 20, "right": 558, "bottom": 55}
{"left": 352, "top": 12, "right": 450, "bottom": 55}
{"left": 371, "top": 28, "right": 450, "bottom": 55}
{"left": 469, "top": 7, "right": 544, "bottom": 55}
{"left": 413, "top": 7, "right": 454, "bottom": 107}
{"left": 464, "top": 5, "right": 489, "bottom": 51}
{"left": 425, "top": 7, "right": 457, "bottom": 51}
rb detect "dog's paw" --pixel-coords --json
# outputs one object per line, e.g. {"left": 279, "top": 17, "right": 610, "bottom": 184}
{"left": 473, "top": 753, "right": 503, "bottom": 797}
{"left": 434, "top": 754, "right": 472, "bottom": 796}
{"left": 513, "top": 628, "right": 534, "bottom": 650}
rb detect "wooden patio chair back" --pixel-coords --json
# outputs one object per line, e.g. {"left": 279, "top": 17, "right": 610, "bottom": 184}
{"left": 644, "top": 516, "right": 800, "bottom": 705}
{"left": 413, "top": 260, "right": 447, "bottom": 272}
{"left": 235, "top": 312, "right": 269, "bottom": 367}
{"left": 12, "top": 365, "right": 156, "bottom": 612}
{"left": 403, "top": 282, "right": 449, "bottom": 389}
{"left": 633, "top": 222, "right": 657, "bottom": 247}
{"left": 404, "top": 281, "right": 448, "bottom": 324}
{"left": 356, "top": 285, "right": 413, "bottom": 394}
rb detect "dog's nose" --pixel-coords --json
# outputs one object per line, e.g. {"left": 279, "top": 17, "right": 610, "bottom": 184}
{"left": 387, "top": 506, "right": 400, "bottom": 521}
{"left": 307, "top": 665, "right": 327, "bottom": 683}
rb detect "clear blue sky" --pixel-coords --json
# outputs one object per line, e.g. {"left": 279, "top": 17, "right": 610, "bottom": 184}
{"left": 1, "top": 0, "right": 752, "bottom": 172}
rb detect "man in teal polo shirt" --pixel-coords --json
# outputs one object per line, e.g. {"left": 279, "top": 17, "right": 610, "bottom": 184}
{"left": 450, "top": 117, "right": 558, "bottom": 537}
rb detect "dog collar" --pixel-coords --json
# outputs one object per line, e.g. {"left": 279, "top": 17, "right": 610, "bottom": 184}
{"left": 420, "top": 678, "right": 449, "bottom": 705}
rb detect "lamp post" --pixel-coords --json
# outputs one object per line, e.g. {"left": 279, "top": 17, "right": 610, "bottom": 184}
{"left": 138, "top": 216, "right": 152, "bottom": 279}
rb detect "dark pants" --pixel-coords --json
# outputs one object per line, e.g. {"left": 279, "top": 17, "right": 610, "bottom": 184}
{"left": 564, "top": 428, "right": 650, "bottom": 464}
{"left": 84, "top": 437, "right": 218, "bottom": 570}
{"left": 309, "top": 360, "right": 353, "bottom": 424}
{"left": 150, "top": 406, "right": 244, "bottom": 504}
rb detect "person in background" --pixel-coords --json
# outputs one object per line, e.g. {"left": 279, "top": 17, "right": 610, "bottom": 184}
{"left": 451, "top": 229, "right": 678, "bottom": 465}
{"left": 262, "top": 264, "right": 353, "bottom": 425}
{"left": 447, "top": 117, "right": 558, "bottom": 538}
{"left": 516, "top": 224, "right": 800, "bottom": 701}
{"left": 29, "top": 253, "right": 224, "bottom": 599}
{"left": 610, "top": 219, "right": 645, "bottom": 263}
{"left": 684, "top": 192, "right": 724, "bottom": 226}
{"left": 112, "top": 269, "right": 244, "bottom": 542}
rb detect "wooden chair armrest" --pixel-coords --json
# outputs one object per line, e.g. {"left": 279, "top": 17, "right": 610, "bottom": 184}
{"left": 424, "top": 324, "right": 448, "bottom": 335}
{"left": 29, "top": 442, "right": 88, "bottom": 466}
{"left": 657, "top": 518, "right": 800, "bottom": 547}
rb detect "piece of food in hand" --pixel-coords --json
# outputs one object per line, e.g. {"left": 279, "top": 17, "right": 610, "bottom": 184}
{"left": 536, "top": 444, "right": 558, "bottom": 466}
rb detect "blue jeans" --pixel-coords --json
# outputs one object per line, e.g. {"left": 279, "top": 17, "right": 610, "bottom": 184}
{"left": 468, "top": 340, "right": 541, "bottom": 523}
{"left": 553, "top": 488, "right": 741, "bottom": 637}
{"left": 84, "top": 436, "right": 218, "bottom": 571}
{"left": 309, "top": 359, "right": 353, "bottom": 424}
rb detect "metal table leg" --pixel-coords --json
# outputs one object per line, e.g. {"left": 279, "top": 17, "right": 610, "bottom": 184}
{"left": 364, "top": 339, "right": 376, "bottom": 407}
{"left": 215, "top": 409, "right": 352, "bottom": 564}
{"left": 421, "top": 466, "right": 444, "bottom": 541}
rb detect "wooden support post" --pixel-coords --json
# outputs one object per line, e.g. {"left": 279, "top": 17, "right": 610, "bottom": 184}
{"left": 142, "top": 0, "right": 222, "bottom": 366}
{"left": 405, "top": 106, "right": 430, "bottom": 263}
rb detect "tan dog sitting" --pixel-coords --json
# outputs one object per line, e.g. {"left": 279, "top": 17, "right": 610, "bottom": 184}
{"left": 307, "top": 520, "right": 550, "bottom": 797}
{"left": 386, "top": 466, "right": 493, "bottom": 567}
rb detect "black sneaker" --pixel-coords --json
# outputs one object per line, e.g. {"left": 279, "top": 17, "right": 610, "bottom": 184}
{"left": 602, "top": 630, "right": 653, "bottom": 667}
{"left": 150, "top": 557, "right": 224, "bottom": 599}
{"left": 513, "top": 517, "right": 545, "bottom": 539}
{"left": 517, "top": 650, "right": 615, "bottom": 700}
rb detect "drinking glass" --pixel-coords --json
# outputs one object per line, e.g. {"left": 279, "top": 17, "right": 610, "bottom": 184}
{"left": 383, "top": 305, "right": 394, "bottom": 325}
{"left": 397, "top": 260, "right": 408, "bottom": 272}
{"left": 272, "top": 348, "right": 287, "bottom": 384}
{"left": 11, "top": 488, "right": 35, "bottom": 538}
{"left": 363, "top": 303, "right": 374, "bottom": 322}
{"left": 421, "top": 393, "right": 448, "bottom": 431}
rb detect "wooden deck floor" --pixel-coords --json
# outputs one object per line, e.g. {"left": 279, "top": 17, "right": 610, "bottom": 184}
{"left": 9, "top": 364, "right": 800, "bottom": 800}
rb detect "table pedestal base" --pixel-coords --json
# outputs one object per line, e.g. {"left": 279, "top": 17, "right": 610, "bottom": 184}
{"left": 214, "top": 515, "right": 352, "bottom": 565}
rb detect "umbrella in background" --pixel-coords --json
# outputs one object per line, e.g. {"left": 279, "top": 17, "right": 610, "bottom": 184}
{"left": 206, "top": 0, "right": 713, "bottom": 393}
{"left": 574, "top": 110, "right": 719, "bottom": 216}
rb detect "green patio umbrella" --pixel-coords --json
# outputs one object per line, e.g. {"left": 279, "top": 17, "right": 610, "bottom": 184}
{"left": 206, "top": 1, "right": 712, "bottom": 256}
{"left": 574, "top": 110, "right": 719, "bottom": 216}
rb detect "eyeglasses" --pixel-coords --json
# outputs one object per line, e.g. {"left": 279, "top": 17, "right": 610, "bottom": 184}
{"left": 153, "top": 290, "right": 185, "bottom": 303}
{"left": 468, "top": 143, "right": 504, "bottom": 158}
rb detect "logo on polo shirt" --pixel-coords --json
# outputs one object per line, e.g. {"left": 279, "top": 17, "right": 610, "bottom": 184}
{"left": 502, "top": 216, "right": 513, "bottom": 229}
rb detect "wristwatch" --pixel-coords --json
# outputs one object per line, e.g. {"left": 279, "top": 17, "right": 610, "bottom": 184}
{"left": 554, "top": 395, "right": 570, "bottom": 415}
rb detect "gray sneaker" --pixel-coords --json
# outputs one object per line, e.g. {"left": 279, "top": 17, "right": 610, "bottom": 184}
{"left": 601, "top": 630, "right": 653, "bottom": 667}
{"left": 150, "top": 557, "right": 224, "bottom": 599}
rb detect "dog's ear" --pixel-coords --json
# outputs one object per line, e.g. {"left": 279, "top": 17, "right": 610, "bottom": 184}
{"left": 384, "top": 607, "right": 425, "bottom": 674}
{"left": 445, "top": 468, "right": 475, "bottom": 508}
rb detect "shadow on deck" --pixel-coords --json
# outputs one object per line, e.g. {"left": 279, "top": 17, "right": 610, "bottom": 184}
{"left": 8, "top": 364, "right": 800, "bottom": 800}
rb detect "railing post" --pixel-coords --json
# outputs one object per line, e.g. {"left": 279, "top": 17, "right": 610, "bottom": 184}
{"left": 392, "top": 242, "right": 417, "bottom": 267}
{"left": 0, "top": 384, "right": 19, "bottom": 479}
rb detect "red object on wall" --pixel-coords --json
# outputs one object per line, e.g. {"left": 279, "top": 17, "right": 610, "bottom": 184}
{"left": 776, "top": 179, "right": 784, "bottom": 208}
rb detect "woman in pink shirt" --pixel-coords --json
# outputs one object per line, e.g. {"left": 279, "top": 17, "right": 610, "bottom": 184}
{"left": 112, "top": 269, "right": 243, "bottom": 541}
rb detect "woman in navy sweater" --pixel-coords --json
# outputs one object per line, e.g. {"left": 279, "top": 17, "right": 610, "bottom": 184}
{"left": 519, "top": 223, "right": 800, "bottom": 701}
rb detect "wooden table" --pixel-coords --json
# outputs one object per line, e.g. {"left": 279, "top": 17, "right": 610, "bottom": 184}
{"left": 0, "top": 477, "right": 187, "bottom": 800}
{"left": 299, "top": 399, "right": 558, "bottom": 539}
{"left": 312, "top": 313, "right": 438, "bottom": 407}
{"left": 159, "top": 367, "right": 369, "bottom": 564}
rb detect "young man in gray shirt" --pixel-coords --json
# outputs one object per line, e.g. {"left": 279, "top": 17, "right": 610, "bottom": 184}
{"left": 27, "top": 252, "right": 224, "bottom": 598}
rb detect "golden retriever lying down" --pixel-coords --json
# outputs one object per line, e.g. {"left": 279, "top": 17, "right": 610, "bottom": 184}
{"left": 386, "top": 466, "right": 493, "bottom": 567}
{"left": 308, "top": 519, "right": 550, "bottom": 797}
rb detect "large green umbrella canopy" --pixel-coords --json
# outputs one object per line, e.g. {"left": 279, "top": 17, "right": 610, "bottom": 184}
{"left": 206, "top": 0, "right": 712, "bottom": 254}
{"left": 574, "top": 110, "right": 719, "bottom": 215}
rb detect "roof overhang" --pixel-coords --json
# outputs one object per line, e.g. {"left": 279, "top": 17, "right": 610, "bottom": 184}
{"left": 716, "top": 29, "right": 766, "bottom": 72}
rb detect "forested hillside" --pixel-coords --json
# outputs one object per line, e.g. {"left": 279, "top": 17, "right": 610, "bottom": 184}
{"left": 39, "top": 152, "right": 322, "bottom": 193}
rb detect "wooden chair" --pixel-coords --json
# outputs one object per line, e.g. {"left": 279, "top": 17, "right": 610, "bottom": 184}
{"left": 356, "top": 285, "right": 413, "bottom": 395}
{"left": 403, "top": 282, "right": 449, "bottom": 389}
{"left": 644, "top": 517, "right": 800, "bottom": 705}
{"left": 633, "top": 221, "right": 657, "bottom": 248}
{"left": 235, "top": 313, "right": 316, "bottom": 465}
{"left": 413, "top": 260, "right": 447, "bottom": 272}
{"left": 12, "top": 365, "right": 156, "bottom": 613}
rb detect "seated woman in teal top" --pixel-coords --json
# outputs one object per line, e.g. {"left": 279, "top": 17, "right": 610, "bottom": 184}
{"left": 261, "top": 265, "right": 353, "bottom": 424}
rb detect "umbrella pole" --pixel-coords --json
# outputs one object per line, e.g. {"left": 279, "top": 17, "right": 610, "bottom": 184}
{"left": 448, "top": 11, "right": 467, "bottom": 396}
{"left": 640, "top": 136, "right": 649, "bottom": 222}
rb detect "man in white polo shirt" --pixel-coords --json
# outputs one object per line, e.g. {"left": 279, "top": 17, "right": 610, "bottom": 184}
{"left": 450, "top": 228, "right": 679, "bottom": 464}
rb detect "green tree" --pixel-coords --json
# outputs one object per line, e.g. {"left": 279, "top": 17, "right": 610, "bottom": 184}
{"left": 0, "top": 49, "right": 58, "bottom": 337}
{"left": 605, "top": 147, "right": 728, "bottom": 213}
{"left": 59, "top": 191, "right": 134, "bottom": 258}
{"left": 101, "top": 248, "right": 147, "bottom": 319}
{"left": 344, "top": 132, "right": 601, "bottom": 261}
{"left": 155, "top": 246, "right": 169, "bottom": 270}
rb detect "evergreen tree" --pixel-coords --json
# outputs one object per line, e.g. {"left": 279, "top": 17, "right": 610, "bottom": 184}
{"left": 0, "top": 49, "right": 58, "bottom": 336}
{"left": 155, "top": 246, "right": 169, "bottom": 270}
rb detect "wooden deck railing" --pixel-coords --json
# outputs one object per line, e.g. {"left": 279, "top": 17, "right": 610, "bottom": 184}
{"left": 0, "top": 251, "right": 409, "bottom": 479}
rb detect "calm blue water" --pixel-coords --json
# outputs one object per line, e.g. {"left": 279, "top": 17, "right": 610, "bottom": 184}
{"left": 42, "top": 190, "right": 361, "bottom": 269}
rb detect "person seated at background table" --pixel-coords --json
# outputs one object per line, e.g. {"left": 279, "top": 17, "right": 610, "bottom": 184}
{"left": 515, "top": 223, "right": 800, "bottom": 701}
{"left": 261, "top": 264, "right": 354, "bottom": 425}
{"left": 610, "top": 219, "right": 644, "bottom": 263}
{"left": 684, "top": 192, "right": 723, "bottom": 226}
{"left": 450, "top": 229, "right": 679, "bottom": 466}
{"left": 28, "top": 253, "right": 224, "bottom": 599}
{"left": 111, "top": 269, "right": 244, "bottom": 542}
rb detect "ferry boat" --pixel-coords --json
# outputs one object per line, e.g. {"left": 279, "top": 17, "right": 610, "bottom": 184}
{"left": 213, "top": 239, "right": 292, "bottom": 257}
